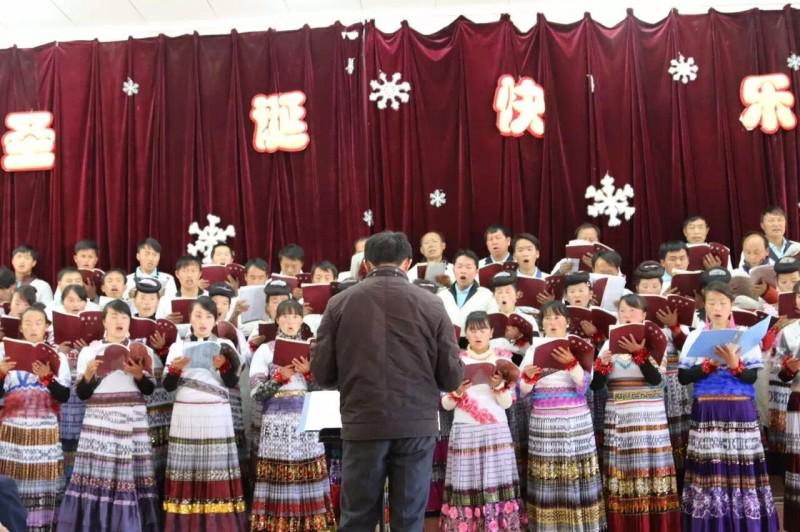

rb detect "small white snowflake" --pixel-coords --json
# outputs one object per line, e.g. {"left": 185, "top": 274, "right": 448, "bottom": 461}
{"left": 345, "top": 57, "right": 355, "bottom": 75}
{"left": 788, "top": 53, "right": 800, "bottom": 72}
{"left": 668, "top": 54, "right": 698, "bottom": 84}
{"left": 585, "top": 173, "right": 635, "bottom": 227}
{"left": 369, "top": 71, "right": 411, "bottom": 111}
{"left": 187, "top": 214, "right": 236, "bottom": 263}
{"left": 341, "top": 30, "right": 359, "bottom": 40}
{"left": 429, "top": 189, "right": 446, "bottom": 208}
{"left": 362, "top": 209, "right": 374, "bottom": 227}
{"left": 122, "top": 77, "right": 139, "bottom": 96}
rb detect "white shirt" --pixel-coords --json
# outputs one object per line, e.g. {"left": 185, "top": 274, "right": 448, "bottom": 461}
{"left": 438, "top": 284, "right": 499, "bottom": 333}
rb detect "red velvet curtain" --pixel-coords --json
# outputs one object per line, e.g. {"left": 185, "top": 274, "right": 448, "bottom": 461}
{"left": 1, "top": 8, "right": 799, "bottom": 282}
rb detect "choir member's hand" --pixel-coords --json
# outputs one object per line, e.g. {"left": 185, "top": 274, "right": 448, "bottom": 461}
{"left": 199, "top": 279, "right": 210, "bottom": 291}
{"left": 522, "top": 365, "right": 542, "bottom": 379}
{"left": 589, "top": 294, "right": 599, "bottom": 306}
{"left": 714, "top": 343, "right": 741, "bottom": 368}
{"left": 753, "top": 282, "right": 768, "bottom": 297}
{"left": 166, "top": 312, "right": 184, "bottom": 324}
{"left": 552, "top": 347, "right": 576, "bottom": 366}
{"left": 598, "top": 351, "right": 613, "bottom": 365}
{"left": 656, "top": 307, "right": 678, "bottom": 328}
{"left": 123, "top": 357, "right": 145, "bottom": 380}
{"left": 292, "top": 357, "right": 310, "bottom": 374}
{"left": 169, "top": 356, "right": 191, "bottom": 371}
{"left": 454, "top": 379, "right": 471, "bottom": 396}
{"left": 702, "top": 254, "right": 722, "bottom": 270}
{"left": 84, "top": 279, "right": 98, "bottom": 301}
{"left": 581, "top": 253, "right": 593, "bottom": 269}
{"left": 580, "top": 320, "right": 598, "bottom": 336}
{"left": 786, "top": 358, "right": 800, "bottom": 373}
{"left": 303, "top": 304, "right": 313, "bottom": 316}
{"left": 618, "top": 334, "right": 646, "bottom": 354}
{"left": 31, "top": 360, "right": 52, "bottom": 378}
{"left": 504, "top": 325, "right": 521, "bottom": 341}
{"left": 58, "top": 341, "right": 73, "bottom": 354}
{"left": 73, "top": 339, "right": 88, "bottom": 349}
{"left": 83, "top": 359, "right": 102, "bottom": 381}
{"left": 558, "top": 261, "right": 574, "bottom": 275}
{"left": 0, "top": 359, "right": 16, "bottom": 376}
{"left": 251, "top": 335, "right": 267, "bottom": 347}
{"left": 775, "top": 316, "right": 792, "bottom": 331}
{"left": 235, "top": 300, "right": 249, "bottom": 314}
{"left": 435, "top": 274, "right": 452, "bottom": 288}
{"left": 212, "top": 354, "right": 227, "bottom": 370}
{"left": 536, "top": 289, "right": 555, "bottom": 306}
{"left": 278, "top": 365, "right": 295, "bottom": 380}
{"left": 226, "top": 275, "right": 240, "bottom": 293}
{"left": 149, "top": 331, "right": 166, "bottom": 351}
{"left": 489, "top": 371, "right": 504, "bottom": 388}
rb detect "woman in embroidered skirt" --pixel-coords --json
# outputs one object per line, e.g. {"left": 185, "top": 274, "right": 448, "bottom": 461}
{"left": 0, "top": 305, "right": 71, "bottom": 531}
{"left": 440, "top": 311, "right": 525, "bottom": 531}
{"left": 519, "top": 301, "right": 605, "bottom": 532}
{"left": 678, "top": 282, "right": 779, "bottom": 531}
{"left": 249, "top": 299, "right": 335, "bottom": 530}
{"left": 591, "top": 294, "right": 680, "bottom": 531}
{"left": 57, "top": 299, "right": 161, "bottom": 532}
{"left": 162, "top": 296, "right": 246, "bottom": 531}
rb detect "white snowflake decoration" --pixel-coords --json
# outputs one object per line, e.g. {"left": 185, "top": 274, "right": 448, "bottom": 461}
{"left": 187, "top": 214, "right": 236, "bottom": 263}
{"left": 362, "top": 209, "right": 374, "bottom": 227}
{"left": 341, "top": 30, "right": 359, "bottom": 40}
{"left": 585, "top": 173, "right": 635, "bottom": 227}
{"left": 668, "top": 54, "right": 698, "bottom": 84}
{"left": 369, "top": 71, "right": 411, "bottom": 111}
{"left": 345, "top": 57, "right": 355, "bottom": 75}
{"left": 122, "top": 77, "right": 139, "bottom": 96}
{"left": 788, "top": 53, "right": 800, "bottom": 72}
{"left": 429, "top": 189, "right": 446, "bottom": 208}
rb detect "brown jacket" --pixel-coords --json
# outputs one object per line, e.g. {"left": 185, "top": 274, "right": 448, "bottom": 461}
{"left": 311, "top": 266, "right": 463, "bottom": 440}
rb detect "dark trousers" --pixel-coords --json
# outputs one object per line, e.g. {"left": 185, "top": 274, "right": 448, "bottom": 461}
{"left": 0, "top": 475, "right": 27, "bottom": 532}
{"left": 338, "top": 436, "right": 435, "bottom": 532}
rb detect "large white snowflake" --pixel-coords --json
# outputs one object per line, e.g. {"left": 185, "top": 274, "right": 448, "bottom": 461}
{"left": 341, "top": 30, "right": 359, "bottom": 40}
{"left": 187, "top": 214, "right": 236, "bottom": 263}
{"left": 122, "top": 77, "right": 139, "bottom": 96}
{"left": 668, "top": 54, "right": 698, "bottom": 84}
{"left": 362, "top": 209, "right": 374, "bottom": 227}
{"left": 429, "top": 189, "right": 446, "bottom": 208}
{"left": 788, "top": 53, "right": 800, "bottom": 72}
{"left": 369, "top": 71, "right": 411, "bottom": 111}
{"left": 585, "top": 173, "right": 635, "bottom": 227}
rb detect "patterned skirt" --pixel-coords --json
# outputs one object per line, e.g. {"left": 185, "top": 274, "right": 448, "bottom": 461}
{"left": 163, "top": 398, "right": 247, "bottom": 531}
{"left": 602, "top": 386, "right": 680, "bottom": 531}
{"left": 506, "top": 395, "right": 531, "bottom": 494}
{"left": 785, "top": 392, "right": 800, "bottom": 532}
{"left": 428, "top": 408, "right": 454, "bottom": 514}
{"left": 0, "top": 389, "right": 64, "bottom": 531}
{"left": 60, "top": 382, "right": 86, "bottom": 482}
{"left": 681, "top": 396, "right": 779, "bottom": 532}
{"left": 664, "top": 354, "right": 692, "bottom": 472}
{"left": 56, "top": 392, "right": 160, "bottom": 532}
{"left": 250, "top": 393, "right": 335, "bottom": 531}
{"left": 440, "top": 422, "right": 525, "bottom": 532}
{"left": 767, "top": 378, "right": 791, "bottom": 454}
{"left": 144, "top": 368, "right": 174, "bottom": 494}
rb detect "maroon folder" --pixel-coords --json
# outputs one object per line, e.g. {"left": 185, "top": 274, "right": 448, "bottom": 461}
{"left": 226, "top": 263, "right": 246, "bottom": 286}
{"left": 129, "top": 317, "right": 157, "bottom": 342}
{"left": 779, "top": 291, "right": 800, "bottom": 318}
{"left": 170, "top": 298, "right": 196, "bottom": 322}
{"left": 201, "top": 265, "right": 229, "bottom": 285}
{"left": 477, "top": 262, "right": 518, "bottom": 289}
{"left": 302, "top": 283, "right": 334, "bottom": 314}
{"left": 670, "top": 270, "right": 703, "bottom": 298}
{"left": 155, "top": 319, "right": 178, "bottom": 347}
{"left": 565, "top": 241, "right": 614, "bottom": 272}
{"left": 567, "top": 306, "right": 617, "bottom": 338}
{"left": 52, "top": 310, "right": 104, "bottom": 344}
{"left": 258, "top": 322, "right": 279, "bottom": 342}
{"left": 96, "top": 344, "right": 129, "bottom": 378}
{"left": 687, "top": 243, "right": 730, "bottom": 271}
{"left": 608, "top": 321, "right": 667, "bottom": 365}
{"left": 273, "top": 338, "right": 311, "bottom": 367}
{"left": 516, "top": 276, "right": 563, "bottom": 309}
{"left": 464, "top": 362, "right": 497, "bottom": 385}
{"left": 732, "top": 309, "right": 761, "bottom": 328}
{"left": 270, "top": 274, "right": 299, "bottom": 291}
{"left": 79, "top": 268, "right": 105, "bottom": 287}
{"left": 2, "top": 338, "right": 60, "bottom": 374}
{"left": 213, "top": 320, "right": 239, "bottom": 347}
{"left": 642, "top": 294, "right": 696, "bottom": 327}
{"left": 0, "top": 315, "right": 20, "bottom": 340}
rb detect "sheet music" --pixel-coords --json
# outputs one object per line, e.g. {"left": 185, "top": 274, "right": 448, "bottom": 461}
{"left": 184, "top": 341, "right": 221, "bottom": 371}
{"left": 239, "top": 284, "right": 267, "bottom": 323}
{"left": 298, "top": 390, "right": 342, "bottom": 432}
